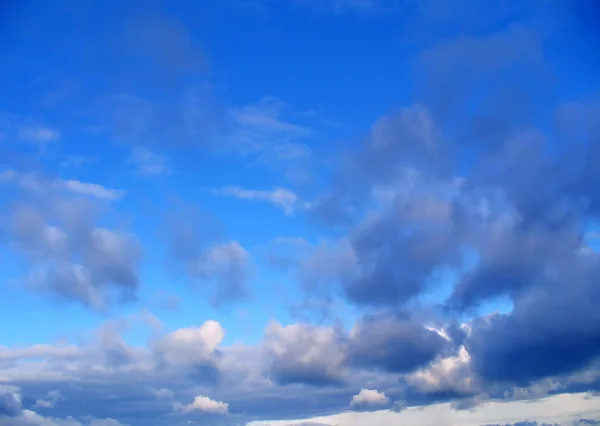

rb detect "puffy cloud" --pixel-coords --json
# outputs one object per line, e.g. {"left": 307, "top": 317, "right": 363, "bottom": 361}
{"left": 0, "top": 173, "right": 140, "bottom": 310}
{"left": 262, "top": 321, "right": 347, "bottom": 386}
{"left": 405, "top": 345, "right": 475, "bottom": 395}
{"left": 165, "top": 204, "right": 251, "bottom": 306}
{"left": 192, "top": 241, "right": 252, "bottom": 305}
{"left": 174, "top": 395, "right": 229, "bottom": 414}
{"left": 349, "top": 389, "right": 389, "bottom": 408}
{"left": 347, "top": 315, "right": 450, "bottom": 374}
{"left": 465, "top": 252, "right": 600, "bottom": 383}
{"left": 152, "top": 320, "right": 225, "bottom": 367}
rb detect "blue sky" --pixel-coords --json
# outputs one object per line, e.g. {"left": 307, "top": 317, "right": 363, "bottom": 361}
{"left": 1, "top": 0, "right": 600, "bottom": 425}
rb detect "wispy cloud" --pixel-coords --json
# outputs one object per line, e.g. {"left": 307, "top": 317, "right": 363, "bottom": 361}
{"left": 18, "top": 126, "right": 60, "bottom": 143}
{"left": 0, "top": 168, "right": 126, "bottom": 201}
{"left": 58, "top": 179, "right": 126, "bottom": 201}
{"left": 212, "top": 186, "right": 302, "bottom": 215}
{"left": 129, "top": 147, "right": 172, "bottom": 177}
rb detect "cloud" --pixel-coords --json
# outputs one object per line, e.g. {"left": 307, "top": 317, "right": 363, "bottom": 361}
{"left": 231, "top": 96, "right": 310, "bottom": 139}
{"left": 192, "top": 241, "right": 251, "bottom": 306}
{"left": 248, "top": 393, "right": 600, "bottom": 426}
{"left": 0, "top": 170, "right": 126, "bottom": 201}
{"left": 347, "top": 315, "right": 450, "bottom": 374}
{"left": 148, "top": 388, "right": 174, "bottom": 401}
{"left": 18, "top": 126, "right": 60, "bottom": 143}
{"left": 349, "top": 389, "right": 389, "bottom": 408}
{"left": 0, "top": 389, "right": 21, "bottom": 417}
{"left": 262, "top": 321, "right": 347, "bottom": 386}
{"left": 58, "top": 179, "right": 126, "bottom": 201}
{"left": 165, "top": 204, "right": 251, "bottom": 306}
{"left": 1, "top": 178, "right": 141, "bottom": 310}
{"left": 34, "top": 390, "right": 63, "bottom": 408}
{"left": 3, "top": 0, "right": 600, "bottom": 425}
{"left": 174, "top": 395, "right": 229, "bottom": 414}
{"left": 152, "top": 320, "right": 224, "bottom": 367}
{"left": 212, "top": 186, "right": 301, "bottom": 215}
{"left": 129, "top": 147, "right": 172, "bottom": 177}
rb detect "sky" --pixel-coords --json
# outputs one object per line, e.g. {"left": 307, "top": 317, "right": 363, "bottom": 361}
{"left": 1, "top": 0, "right": 600, "bottom": 425}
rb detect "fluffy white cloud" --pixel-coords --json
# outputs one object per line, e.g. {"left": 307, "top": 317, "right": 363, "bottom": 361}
{"left": 152, "top": 320, "right": 225, "bottom": 366}
{"left": 174, "top": 395, "right": 229, "bottom": 414}
{"left": 349, "top": 388, "right": 389, "bottom": 407}
{"left": 262, "top": 321, "right": 347, "bottom": 386}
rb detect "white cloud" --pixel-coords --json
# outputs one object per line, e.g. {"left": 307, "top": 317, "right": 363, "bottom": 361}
{"left": 247, "top": 392, "right": 600, "bottom": 426}
{"left": 152, "top": 320, "right": 225, "bottom": 366}
{"left": 0, "top": 169, "right": 126, "bottom": 201}
{"left": 174, "top": 395, "right": 229, "bottom": 414}
{"left": 262, "top": 321, "right": 347, "bottom": 385}
{"left": 350, "top": 389, "right": 389, "bottom": 407}
{"left": 213, "top": 186, "right": 300, "bottom": 215}
{"left": 58, "top": 179, "right": 126, "bottom": 201}
{"left": 406, "top": 345, "right": 475, "bottom": 394}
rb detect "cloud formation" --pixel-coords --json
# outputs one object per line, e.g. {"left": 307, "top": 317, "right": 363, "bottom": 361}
{"left": 2, "top": 0, "right": 600, "bottom": 425}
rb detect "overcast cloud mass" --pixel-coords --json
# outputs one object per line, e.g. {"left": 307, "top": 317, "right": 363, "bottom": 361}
{"left": 1, "top": 0, "right": 600, "bottom": 425}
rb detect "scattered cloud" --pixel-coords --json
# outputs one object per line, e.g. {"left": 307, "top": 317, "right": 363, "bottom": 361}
{"left": 174, "top": 395, "right": 229, "bottom": 414}
{"left": 34, "top": 390, "right": 63, "bottom": 408}
{"left": 129, "top": 147, "right": 172, "bottom": 177}
{"left": 18, "top": 126, "right": 60, "bottom": 143}
{"left": 2, "top": 0, "right": 600, "bottom": 425}
{"left": 212, "top": 186, "right": 302, "bottom": 215}
{"left": 58, "top": 179, "right": 126, "bottom": 200}
{"left": 349, "top": 389, "right": 389, "bottom": 408}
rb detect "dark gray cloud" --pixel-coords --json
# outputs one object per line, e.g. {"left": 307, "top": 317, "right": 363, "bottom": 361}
{"left": 347, "top": 315, "right": 450, "bottom": 374}
{"left": 300, "top": 0, "right": 600, "bottom": 391}
{"left": 0, "top": 391, "right": 21, "bottom": 417}
{"left": 465, "top": 252, "right": 600, "bottom": 383}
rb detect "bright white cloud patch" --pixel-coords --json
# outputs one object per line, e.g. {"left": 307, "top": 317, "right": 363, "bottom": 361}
{"left": 248, "top": 392, "right": 600, "bottom": 426}
{"left": 350, "top": 389, "right": 389, "bottom": 407}
{"left": 175, "top": 395, "right": 229, "bottom": 414}
{"left": 153, "top": 320, "right": 225, "bottom": 365}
